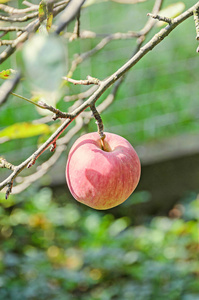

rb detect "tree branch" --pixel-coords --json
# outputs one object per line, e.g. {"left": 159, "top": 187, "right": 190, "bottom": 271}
{"left": 0, "top": 3, "right": 38, "bottom": 14}
{"left": 66, "top": 0, "right": 164, "bottom": 77}
{"left": 67, "top": 31, "right": 140, "bottom": 77}
{"left": 12, "top": 117, "right": 83, "bottom": 194}
{"left": 55, "top": 0, "right": 86, "bottom": 35}
{"left": 0, "top": 26, "right": 26, "bottom": 32}
{"left": 0, "top": 73, "right": 21, "bottom": 106}
{"left": 0, "top": 19, "right": 41, "bottom": 64}
{"left": 63, "top": 75, "right": 101, "bottom": 86}
{"left": 37, "top": 100, "right": 72, "bottom": 120}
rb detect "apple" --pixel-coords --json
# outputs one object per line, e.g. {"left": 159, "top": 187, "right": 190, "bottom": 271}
{"left": 66, "top": 132, "right": 141, "bottom": 210}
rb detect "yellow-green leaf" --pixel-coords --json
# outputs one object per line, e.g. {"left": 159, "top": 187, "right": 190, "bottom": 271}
{"left": 156, "top": 2, "right": 185, "bottom": 27}
{"left": 0, "top": 0, "right": 10, "bottom": 3}
{"left": 0, "top": 69, "right": 17, "bottom": 80}
{"left": 38, "top": 0, "right": 47, "bottom": 22}
{"left": 0, "top": 123, "right": 50, "bottom": 140}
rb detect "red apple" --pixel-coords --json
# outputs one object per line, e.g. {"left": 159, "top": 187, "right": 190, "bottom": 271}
{"left": 66, "top": 132, "right": 141, "bottom": 210}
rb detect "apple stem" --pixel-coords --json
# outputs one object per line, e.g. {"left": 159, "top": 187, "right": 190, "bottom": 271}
{"left": 100, "top": 135, "right": 106, "bottom": 151}
{"left": 90, "top": 104, "right": 106, "bottom": 150}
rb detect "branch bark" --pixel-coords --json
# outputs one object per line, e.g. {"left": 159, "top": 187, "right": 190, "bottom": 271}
{"left": 0, "top": 73, "right": 21, "bottom": 106}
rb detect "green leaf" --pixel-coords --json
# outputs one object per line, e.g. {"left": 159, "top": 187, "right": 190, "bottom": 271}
{"left": 0, "top": 69, "right": 17, "bottom": 80}
{"left": 0, "top": 122, "right": 50, "bottom": 140}
{"left": 0, "top": 0, "right": 11, "bottom": 3}
{"left": 156, "top": 2, "right": 185, "bottom": 27}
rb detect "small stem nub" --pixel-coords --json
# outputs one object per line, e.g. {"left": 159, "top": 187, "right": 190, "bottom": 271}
{"left": 100, "top": 135, "right": 106, "bottom": 151}
{"left": 90, "top": 104, "right": 106, "bottom": 150}
{"left": 50, "top": 141, "right": 56, "bottom": 152}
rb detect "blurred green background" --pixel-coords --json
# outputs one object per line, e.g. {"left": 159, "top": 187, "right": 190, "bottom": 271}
{"left": 0, "top": 189, "right": 199, "bottom": 299}
{"left": 0, "top": 0, "right": 199, "bottom": 299}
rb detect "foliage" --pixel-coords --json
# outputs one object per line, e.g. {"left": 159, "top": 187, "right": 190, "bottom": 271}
{"left": 0, "top": 189, "right": 198, "bottom": 300}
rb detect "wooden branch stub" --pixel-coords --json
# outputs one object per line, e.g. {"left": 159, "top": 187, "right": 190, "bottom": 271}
{"left": 50, "top": 141, "right": 57, "bottom": 152}
{"left": 27, "top": 155, "right": 37, "bottom": 168}
{"left": 147, "top": 13, "right": 172, "bottom": 24}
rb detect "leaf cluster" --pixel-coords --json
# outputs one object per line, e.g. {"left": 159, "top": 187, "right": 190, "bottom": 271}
{"left": 0, "top": 189, "right": 198, "bottom": 300}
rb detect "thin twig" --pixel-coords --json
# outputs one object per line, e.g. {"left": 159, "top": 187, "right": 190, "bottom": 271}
{"left": 147, "top": 13, "right": 172, "bottom": 24}
{"left": 67, "top": 32, "right": 140, "bottom": 77}
{"left": 55, "top": 0, "right": 86, "bottom": 34}
{"left": 0, "top": 18, "right": 40, "bottom": 64}
{"left": 12, "top": 117, "right": 83, "bottom": 194}
{"left": 139, "top": 0, "right": 164, "bottom": 35}
{"left": 0, "top": 40, "right": 14, "bottom": 46}
{"left": 37, "top": 100, "right": 72, "bottom": 120}
{"left": 0, "top": 11, "right": 38, "bottom": 22}
{"left": 11, "top": 92, "right": 71, "bottom": 118}
{"left": 0, "top": 3, "right": 38, "bottom": 14}
{"left": 69, "top": 10, "right": 81, "bottom": 41}
{"left": 0, "top": 26, "right": 26, "bottom": 32}
{"left": 11, "top": 92, "right": 48, "bottom": 109}
{"left": 63, "top": 75, "right": 101, "bottom": 85}
{"left": 0, "top": 157, "right": 15, "bottom": 171}
{"left": 0, "top": 73, "right": 21, "bottom": 106}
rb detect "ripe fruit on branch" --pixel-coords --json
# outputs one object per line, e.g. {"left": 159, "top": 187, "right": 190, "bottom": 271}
{"left": 66, "top": 132, "right": 141, "bottom": 210}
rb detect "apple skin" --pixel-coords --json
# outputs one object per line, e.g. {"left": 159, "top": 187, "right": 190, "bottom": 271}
{"left": 66, "top": 132, "right": 141, "bottom": 210}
